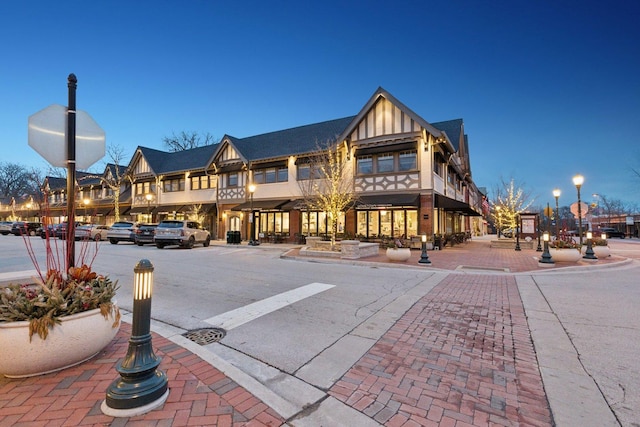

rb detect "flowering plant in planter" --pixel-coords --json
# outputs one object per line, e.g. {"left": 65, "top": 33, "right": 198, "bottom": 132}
{"left": 549, "top": 239, "right": 579, "bottom": 249}
{"left": 0, "top": 202, "right": 119, "bottom": 341}
{"left": 0, "top": 265, "right": 119, "bottom": 340}
{"left": 584, "top": 237, "right": 608, "bottom": 247}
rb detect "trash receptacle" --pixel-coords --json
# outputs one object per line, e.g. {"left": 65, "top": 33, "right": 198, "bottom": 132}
{"left": 226, "top": 231, "right": 233, "bottom": 244}
{"left": 233, "top": 230, "right": 241, "bottom": 244}
{"left": 433, "top": 235, "right": 442, "bottom": 250}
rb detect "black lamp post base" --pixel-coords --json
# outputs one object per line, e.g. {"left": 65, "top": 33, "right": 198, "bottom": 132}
{"left": 105, "top": 370, "right": 168, "bottom": 411}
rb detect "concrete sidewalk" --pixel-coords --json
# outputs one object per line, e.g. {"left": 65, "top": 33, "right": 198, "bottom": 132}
{"left": 0, "top": 236, "right": 631, "bottom": 426}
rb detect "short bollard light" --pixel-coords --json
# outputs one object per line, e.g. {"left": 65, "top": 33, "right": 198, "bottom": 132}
{"left": 539, "top": 232, "right": 554, "bottom": 265}
{"left": 583, "top": 231, "right": 597, "bottom": 260}
{"left": 601, "top": 233, "right": 607, "bottom": 241}
{"left": 102, "top": 259, "right": 168, "bottom": 417}
{"left": 418, "top": 234, "right": 431, "bottom": 264}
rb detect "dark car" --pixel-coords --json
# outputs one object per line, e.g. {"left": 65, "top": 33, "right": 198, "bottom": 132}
{"left": 56, "top": 221, "right": 90, "bottom": 239}
{"left": 10, "top": 221, "right": 42, "bottom": 236}
{"left": 599, "top": 227, "right": 625, "bottom": 239}
{"left": 38, "top": 223, "right": 61, "bottom": 239}
{"left": 134, "top": 223, "right": 158, "bottom": 246}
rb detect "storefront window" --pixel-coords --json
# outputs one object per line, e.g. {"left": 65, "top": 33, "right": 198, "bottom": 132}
{"left": 380, "top": 211, "right": 392, "bottom": 236}
{"left": 393, "top": 211, "right": 405, "bottom": 237}
{"left": 259, "top": 212, "right": 289, "bottom": 234}
{"left": 406, "top": 210, "right": 417, "bottom": 236}
{"left": 318, "top": 212, "right": 328, "bottom": 234}
{"left": 357, "top": 211, "right": 367, "bottom": 236}
{"left": 368, "top": 211, "right": 379, "bottom": 237}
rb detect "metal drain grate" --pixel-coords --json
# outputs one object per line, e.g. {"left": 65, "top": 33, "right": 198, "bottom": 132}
{"left": 182, "top": 327, "right": 226, "bottom": 345}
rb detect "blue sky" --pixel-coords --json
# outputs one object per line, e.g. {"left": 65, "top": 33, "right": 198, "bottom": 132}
{"left": 1, "top": 0, "right": 639, "bottom": 209}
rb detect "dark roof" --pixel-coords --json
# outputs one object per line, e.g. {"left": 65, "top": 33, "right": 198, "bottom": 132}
{"left": 226, "top": 116, "right": 356, "bottom": 162}
{"left": 138, "top": 144, "right": 218, "bottom": 175}
{"left": 432, "top": 119, "right": 463, "bottom": 151}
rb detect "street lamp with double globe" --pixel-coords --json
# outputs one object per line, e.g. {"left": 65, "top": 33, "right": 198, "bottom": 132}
{"left": 552, "top": 188, "right": 561, "bottom": 240}
{"left": 572, "top": 175, "right": 584, "bottom": 247}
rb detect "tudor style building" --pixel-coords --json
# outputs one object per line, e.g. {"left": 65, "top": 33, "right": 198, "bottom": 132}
{"left": 32, "top": 87, "right": 485, "bottom": 242}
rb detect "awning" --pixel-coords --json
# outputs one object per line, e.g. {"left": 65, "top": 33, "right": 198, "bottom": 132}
{"left": 250, "top": 160, "right": 288, "bottom": 169}
{"left": 128, "top": 206, "right": 156, "bottom": 214}
{"left": 355, "top": 194, "right": 419, "bottom": 209}
{"left": 355, "top": 141, "right": 417, "bottom": 156}
{"left": 155, "top": 205, "right": 184, "bottom": 214}
{"left": 216, "top": 163, "right": 244, "bottom": 173}
{"left": 280, "top": 199, "right": 312, "bottom": 210}
{"left": 434, "top": 194, "right": 482, "bottom": 216}
{"left": 231, "top": 199, "right": 290, "bottom": 211}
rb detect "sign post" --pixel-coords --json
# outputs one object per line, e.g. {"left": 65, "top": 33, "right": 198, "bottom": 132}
{"left": 28, "top": 74, "right": 106, "bottom": 269}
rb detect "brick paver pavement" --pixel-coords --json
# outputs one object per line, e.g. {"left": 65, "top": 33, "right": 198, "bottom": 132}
{"left": 1, "top": 239, "right": 627, "bottom": 426}
{"left": 0, "top": 322, "right": 284, "bottom": 427}
{"left": 329, "top": 274, "right": 553, "bottom": 426}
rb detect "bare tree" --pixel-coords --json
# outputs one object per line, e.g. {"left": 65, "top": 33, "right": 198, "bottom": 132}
{"left": 163, "top": 131, "right": 217, "bottom": 152}
{"left": 0, "top": 162, "right": 39, "bottom": 201}
{"left": 82, "top": 145, "right": 131, "bottom": 222}
{"left": 598, "top": 194, "right": 626, "bottom": 226}
{"left": 298, "top": 141, "right": 356, "bottom": 248}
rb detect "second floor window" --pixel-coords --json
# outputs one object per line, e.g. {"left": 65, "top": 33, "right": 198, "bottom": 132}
{"left": 191, "top": 175, "right": 214, "bottom": 190}
{"left": 163, "top": 178, "right": 185, "bottom": 192}
{"left": 357, "top": 150, "right": 417, "bottom": 175}
{"left": 254, "top": 167, "right": 288, "bottom": 184}
{"left": 227, "top": 173, "right": 238, "bottom": 187}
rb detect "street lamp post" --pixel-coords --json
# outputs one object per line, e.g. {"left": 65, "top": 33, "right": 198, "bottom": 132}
{"left": 418, "top": 234, "right": 431, "bottom": 264}
{"left": 514, "top": 213, "right": 521, "bottom": 251}
{"left": 539, "top": 232, "right": 554, "bottom": 265}
{"left": 103, "top": 259, "right": 168, "bottom": 415}
{"left": 248, "top": 184, "right": 257, "bottom": 246}
{"left": 573, "top": 174, "right": 584, "bottom": 247}
{"left": 583, "top": 231, "right": 597, "bottom": 260}
{"left": 83, "top": 198, "right": 90, "bottom": 221}
{"left": 553, "top": 188, "right": 561, "bottom": 240}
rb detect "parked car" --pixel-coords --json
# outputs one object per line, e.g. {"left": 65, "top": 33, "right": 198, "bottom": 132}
{"left": 0, "top": 221, "right": 15, "bottom": 235}
{"left": 134, "top": 223, "right": 158, "bottom": 246}
{"left": 154, "top": 220, "right": 210, "bottom": 249}
{"left": 75, "top": 224, "right": 109, "bottom": 241}
{"left": 107, "top": 221, "right": 138, "bottom": 244}
{"left": 10, "top": 221, "right": 42, "bottom": 236}
{"left": 37, "top": 223, "right": 61, "bottom": 239}
{"left": 56, "top": 221, "right": 90, "bottom": 239}
{"left": 599, "top": 227, "right": 625, "bottom": 239}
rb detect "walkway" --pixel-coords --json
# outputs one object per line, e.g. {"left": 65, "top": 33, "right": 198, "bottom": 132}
{"left": 0, "top": 236, "right": 631, "bottom": 426}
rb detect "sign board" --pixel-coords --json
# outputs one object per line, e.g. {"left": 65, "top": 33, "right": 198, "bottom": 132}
{"left": 543, "top": 206, "right": 553, "bottom": 217}
{"left": 570, "top": 202, "right": 588, "bottom": 219}
{"left": 520, "top": 214, "right": 537, "bottom": 234}
{"left": 28, "top": 104, "right": 105, "bottom": 169}
{"left": 627, "top": 216, "right": 634, "bottom": 225}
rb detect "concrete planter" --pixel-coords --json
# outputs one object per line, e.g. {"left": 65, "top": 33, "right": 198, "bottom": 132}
{"left": 549, "top": 248, "right": 581, "bottom": 262}
{"left": 386, "top": 247, "right": 411, "bottom": 262}
{"left": 0, "top": 302, "right": 120, "bottom": 378}
{"left": 581, "top": 245, "right": 610, "bottom": 258}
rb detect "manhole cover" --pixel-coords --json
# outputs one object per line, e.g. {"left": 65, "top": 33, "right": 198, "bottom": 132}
{"left": 182, "top": 327, "right": 226, "bottom": 345}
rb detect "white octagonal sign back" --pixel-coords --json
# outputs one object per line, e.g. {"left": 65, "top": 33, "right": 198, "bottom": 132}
{"left": 28, "top": 104, "right": 106, "bottom": 170}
